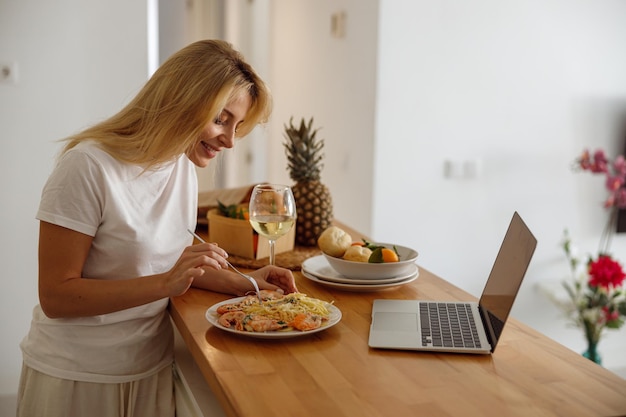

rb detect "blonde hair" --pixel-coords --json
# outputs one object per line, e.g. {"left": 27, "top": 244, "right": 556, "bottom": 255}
{"left": 61, "top": 40, "right": 272, "bottom": 168}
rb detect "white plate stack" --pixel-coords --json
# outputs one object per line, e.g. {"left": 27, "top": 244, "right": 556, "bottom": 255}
{"left": 301, "top": 255, "right": 419, "bottom": 292}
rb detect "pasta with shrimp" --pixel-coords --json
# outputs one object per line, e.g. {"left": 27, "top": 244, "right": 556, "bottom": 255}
{"left": 215, "top": 291, "right": 334, "bottom": 332}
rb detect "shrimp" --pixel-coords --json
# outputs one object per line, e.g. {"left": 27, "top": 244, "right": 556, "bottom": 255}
{"left": 216, "top": 290, "right": 281, "bottom": 314}
{"left": 218, "top": 311, "right": 287, "bottom": 332}
{"left": 255, "top": 290, "right": 285, "bottom": 301}
{"left": 216, "top": 303, "right": 244, "bottom": 314}
{"left": 289, "top": 313, "right": 324, "bottom": 331}
{"left": 242, "top": 315, "right": 287, "bottom": 332}
{"left": 218, "top": 311, "right": 246, "bottom": 331}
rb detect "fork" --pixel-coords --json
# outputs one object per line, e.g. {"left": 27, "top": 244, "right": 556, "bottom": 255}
{"left": 187, "top": 229, "right": 263, "bottom": 304}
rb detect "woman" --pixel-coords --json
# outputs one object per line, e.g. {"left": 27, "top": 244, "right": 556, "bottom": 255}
{"left": 17, "top": 39, "right": 298, "bottom": 417}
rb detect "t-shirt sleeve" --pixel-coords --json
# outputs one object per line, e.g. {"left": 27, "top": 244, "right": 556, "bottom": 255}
{"left": 36, "top": 149, "right": 105, "bottom": 237}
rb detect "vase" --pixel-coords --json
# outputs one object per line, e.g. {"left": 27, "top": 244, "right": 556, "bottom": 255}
{"left": 582, "top": 339, "right": 602, "bottom": 365}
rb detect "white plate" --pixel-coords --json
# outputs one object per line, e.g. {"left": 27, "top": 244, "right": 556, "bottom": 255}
{"left": 301, "top": 269, "right": 419, "bottom": 292}
{"left": 205, "top": 296, "right": 342, "bottom": 339}
{"left": 302, "top": 255, "right": 418, "bottom": 285}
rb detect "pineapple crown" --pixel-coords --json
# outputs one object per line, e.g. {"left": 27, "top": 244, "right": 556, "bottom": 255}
{"left": 283, "top": 117, "right": 325, "bottom": 182}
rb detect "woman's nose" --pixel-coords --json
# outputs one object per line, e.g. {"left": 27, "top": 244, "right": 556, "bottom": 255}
{"left": 220, "top": 128, "right": 236, "bottom": 149}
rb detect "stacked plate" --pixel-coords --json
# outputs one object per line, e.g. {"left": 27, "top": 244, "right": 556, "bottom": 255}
{"left": 301, "top": 255, "right": 419, "bottom": 292}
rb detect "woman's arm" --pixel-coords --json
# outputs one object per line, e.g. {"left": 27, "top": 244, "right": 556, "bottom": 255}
{"left": 191, "top": 264, "right": 299, "bottom": 295}
{"left": 38, "top": 221, "right": 225, "bottom": 318}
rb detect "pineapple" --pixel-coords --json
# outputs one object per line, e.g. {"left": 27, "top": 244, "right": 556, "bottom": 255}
{"left": 283, "top": 117, "right": 334, "bottom": 246}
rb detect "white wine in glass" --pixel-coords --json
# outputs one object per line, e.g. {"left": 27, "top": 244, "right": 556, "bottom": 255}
{"left": 248, "top": 184, "right": 297, "bottom": 265}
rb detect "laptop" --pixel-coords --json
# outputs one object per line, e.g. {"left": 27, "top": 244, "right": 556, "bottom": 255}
{"left": 368, "top": 212, "right": 537, "bottom": 354}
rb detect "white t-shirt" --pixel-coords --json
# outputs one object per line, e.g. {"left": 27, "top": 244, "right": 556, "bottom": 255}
{"left": 20, "top": 141, "right": 197, "bottom": 383}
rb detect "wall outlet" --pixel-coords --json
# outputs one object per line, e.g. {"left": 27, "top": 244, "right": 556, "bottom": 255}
{"left": 463, "top": 158, "right": 481, "bottom": 179}
{"left": 443, "top": 159, "right": 463, "bottom": 179}
{"left": 0, "top": 61, "right": 19, "bottom": 84}
{"left": 443, "top": 158, "right": 482, "bottom": 179}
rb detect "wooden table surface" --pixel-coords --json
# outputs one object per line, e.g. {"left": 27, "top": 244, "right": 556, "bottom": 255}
{"left": 170, "top": 226, "right": 626, "bottom": 417}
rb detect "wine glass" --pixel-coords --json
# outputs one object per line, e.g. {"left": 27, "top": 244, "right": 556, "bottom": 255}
{"left": 248, "top": 183, "right": 297, "bottom": 265}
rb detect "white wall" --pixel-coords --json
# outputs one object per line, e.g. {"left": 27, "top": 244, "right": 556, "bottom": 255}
{"left": 0, "top": 0, "right": 151, "bottom": 401}
{"left": 375, "top": 0, "right": 626, "bottom": 288}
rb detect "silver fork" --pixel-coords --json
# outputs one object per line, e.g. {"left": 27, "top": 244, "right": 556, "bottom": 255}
{"left": 187, "top": 229, "right": 263, "bottom": 304}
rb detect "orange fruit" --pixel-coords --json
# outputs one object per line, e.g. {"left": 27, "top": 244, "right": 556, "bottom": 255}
{"left": 381, "top": 248, "right": 399, "bottom": 263}
{"left": 368, "top": 247, "right": 400, "bottom": 263}
{"left": 351, "top": 241, "right": 365, "bottom": 246}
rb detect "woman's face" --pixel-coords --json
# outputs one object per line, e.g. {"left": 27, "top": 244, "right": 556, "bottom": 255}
{"left": 187, "top": 93, "right": 252, "bottom": 168}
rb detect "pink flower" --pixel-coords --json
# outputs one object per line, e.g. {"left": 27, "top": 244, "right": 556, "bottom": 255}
{"left": 577, "top": 148, "right": 608, "bottom": 173}
{"left": 577, "top": 148, "right": 626, "bottom": 209}
{"left": 614, "top": 155, "right": 626, "bottom": 176}
{"left": 588, "top": 255, "right": 626, "bottom": 289}
{"left": 591, "top": 149, "right": 609, "bottom": 173}
{"left": 606, "top": 175, "right": 624, "bottom": 191}
{"left": 603, "top": 195, "right": 615, "bottom": 209}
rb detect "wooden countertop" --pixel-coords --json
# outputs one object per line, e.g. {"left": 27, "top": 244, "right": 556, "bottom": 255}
{"left": 169, "top": 226, "right": 626, "bottom": 417}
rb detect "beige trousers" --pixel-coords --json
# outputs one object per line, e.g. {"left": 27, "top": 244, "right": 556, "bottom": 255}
{"left": 16, "top": 363, "right": 175, "bottom": 417}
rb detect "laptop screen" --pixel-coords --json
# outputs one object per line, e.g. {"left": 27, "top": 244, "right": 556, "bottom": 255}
{"left": 478, "top": 212, "right": 537, "bottom": 350}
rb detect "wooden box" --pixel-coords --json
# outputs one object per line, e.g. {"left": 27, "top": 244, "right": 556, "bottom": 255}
{"left": 207, "top": 209, "right": 295, "bottom": 259}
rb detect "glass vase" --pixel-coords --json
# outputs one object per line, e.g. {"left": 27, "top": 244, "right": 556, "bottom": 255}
{"left": 582, "top": 339, "right": 602, "bottom": 365}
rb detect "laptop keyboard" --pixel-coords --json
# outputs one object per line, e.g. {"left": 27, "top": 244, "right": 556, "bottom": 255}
{"left": 419, "top": 302, "right": 482, "bottom": 349}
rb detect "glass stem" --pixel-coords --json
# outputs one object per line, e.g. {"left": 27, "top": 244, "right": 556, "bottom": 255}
{"left": 269, "top": 239, "right": 276, "bottom": 265}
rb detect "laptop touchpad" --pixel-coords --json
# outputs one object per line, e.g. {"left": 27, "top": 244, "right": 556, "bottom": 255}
{"left": 372, "top": 312, "right": 418, "bottom": 331}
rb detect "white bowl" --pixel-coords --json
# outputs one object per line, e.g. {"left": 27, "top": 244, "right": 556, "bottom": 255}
{"left": 322, "top": 243, "right": 418, "bottom": 279}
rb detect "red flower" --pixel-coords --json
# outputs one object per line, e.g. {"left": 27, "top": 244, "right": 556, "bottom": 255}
{"left": 588, "top": 255, "right": 626, "bottom": 289}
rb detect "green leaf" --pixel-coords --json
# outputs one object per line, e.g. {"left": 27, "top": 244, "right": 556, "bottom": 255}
{"left": 217, "top": 200, "right": 246, "bottom": 219}
{"left": 217, "top": 200, "right": 230, "bottom": 216}
{"left": 363, "top": 240, "right": 383, "bottom": 251}
{"left": 368, "top": 248, "right": 384, "bottom": 263}
{"left": 606, "top": 318, "right": 624, "bottom": 329}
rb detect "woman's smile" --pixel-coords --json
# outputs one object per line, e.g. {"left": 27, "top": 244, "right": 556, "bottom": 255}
{"left": 200, "top": 140, "right": 220, "bottom": 158}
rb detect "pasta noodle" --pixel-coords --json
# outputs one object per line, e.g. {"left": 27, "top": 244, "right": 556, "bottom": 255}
{"left": 242, "top": 293, "right": 331, "bottom": 323}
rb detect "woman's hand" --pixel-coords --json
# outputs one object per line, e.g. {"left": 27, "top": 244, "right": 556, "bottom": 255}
{"left": 164, "top": 242, "right": 230, "bottom": 297}
{"left": 245, "top": 265, "right": 299, "bottom": 295}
